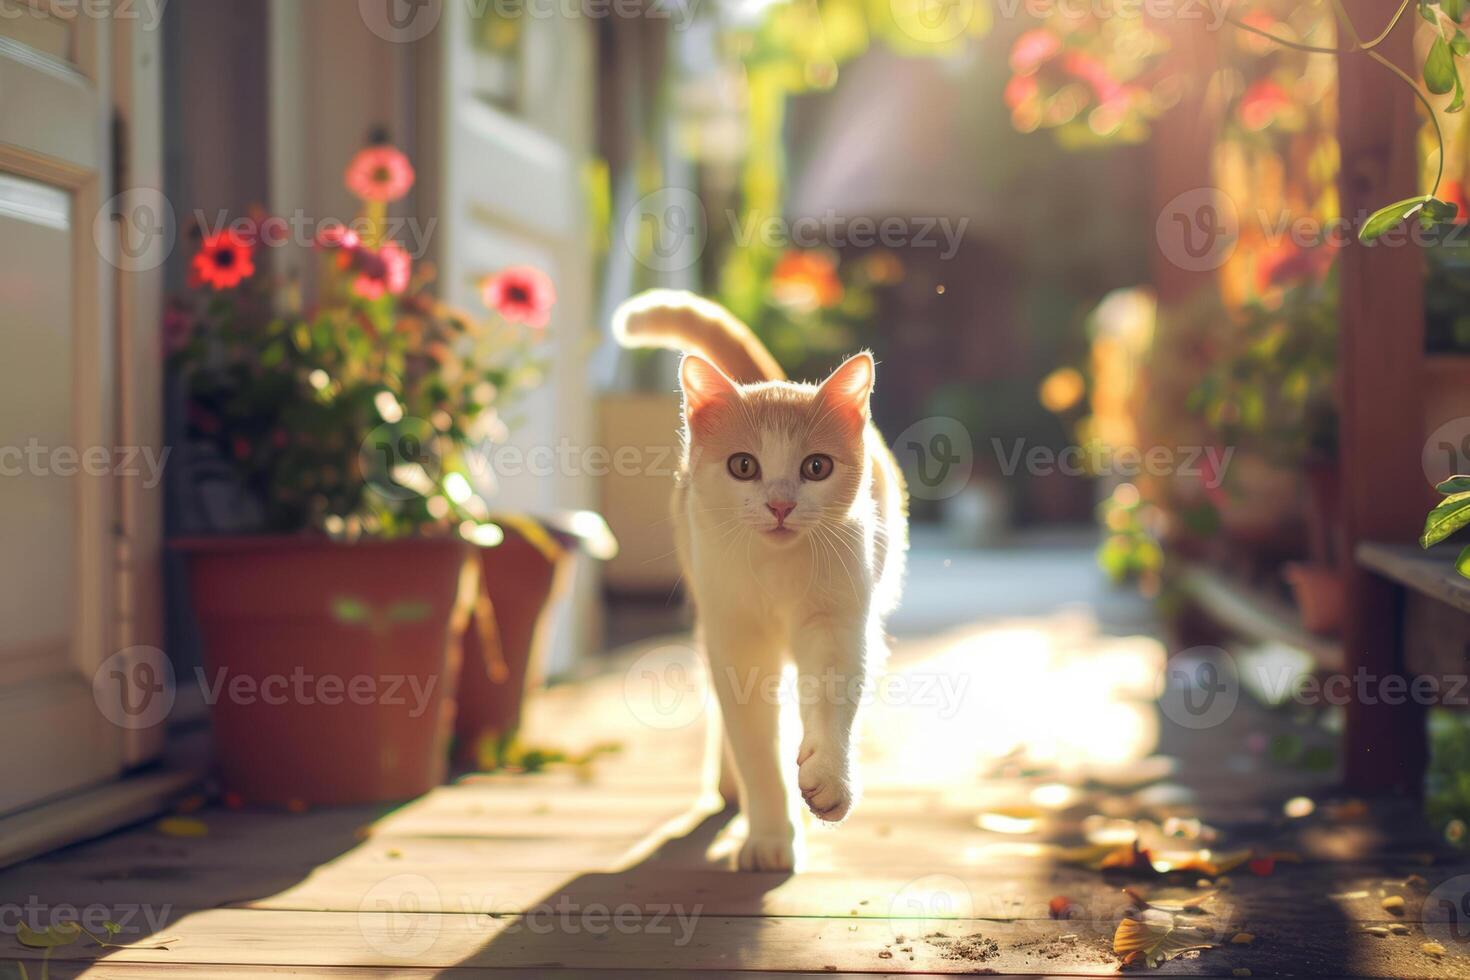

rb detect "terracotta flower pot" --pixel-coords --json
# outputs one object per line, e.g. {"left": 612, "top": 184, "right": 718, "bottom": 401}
{"left": 1284, "top": 561, "right": 1346, "bottom": 637}
{"left": 454, "top": 520, "right": 574, "bottom": 768}
{"left": 176, "top": 535, "right": 479, "bottom": 805}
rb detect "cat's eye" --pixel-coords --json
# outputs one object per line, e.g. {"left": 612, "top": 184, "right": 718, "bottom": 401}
{"left": 727, "top": 452, "right": 760, "bottom": 481}
{"left": 801, "top": 454, "right": 834, "bottom": 481}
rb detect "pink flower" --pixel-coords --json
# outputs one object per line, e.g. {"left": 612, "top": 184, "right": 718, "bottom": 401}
{"left": 345, "top": 145, "right": 415, "bottom": 203}
{"left": 351, "top": 241, "right": 412, "bottom": 300}
{"left": 315, "top": 223, "right": 361, "bottom": 251}
{"left": 482, "top": 265, "right": 556, "bottom": 328}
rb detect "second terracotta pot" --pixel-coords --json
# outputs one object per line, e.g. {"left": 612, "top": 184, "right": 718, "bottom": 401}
{"left": 454, "top": 521, "right": 573, "bottom": 768}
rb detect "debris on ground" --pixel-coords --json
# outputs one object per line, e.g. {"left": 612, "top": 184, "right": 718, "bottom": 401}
{"left": 924, "top": 932, "right": 1000, "bottom": 962}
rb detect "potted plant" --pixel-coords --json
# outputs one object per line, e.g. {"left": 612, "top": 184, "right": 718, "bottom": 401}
{"left": 454, "top": 512, "right": 617, "bottom": 769}
{"left": 171, "top": 139, "right": 550, "bottom": 805}
{"left": 1189, "top": 261, "right": 1342, "bottom": 631}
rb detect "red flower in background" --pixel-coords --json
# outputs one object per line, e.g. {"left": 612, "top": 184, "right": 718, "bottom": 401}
{"left": 1256, "top": 240, "right": 1336, "bottom": 291}
{"left": 345, "top": 145, "right": 415, "bottom": 203}
{"left": 771, "top": 249, "right": 843, "bottom": 312}
{"left": 482, "top": 266, "right": 556, "bottom": 328}
{"left": 1062, "top": 51, "right": 1123, "bottom": 106}
{"left": 190, "top": 230, "right": 255, "bottom": 290}
{"left": 1440, "top": 180, "right": 1468, "bottom": 222}
{"left": 1010, "top": 29, "right": 1060, "bottom": 75}
{"left": 351, "top": 241, "right": 413, "bottom": 300}
{"left": 1238, "top": 78, "right": 1292, "bottom": 131}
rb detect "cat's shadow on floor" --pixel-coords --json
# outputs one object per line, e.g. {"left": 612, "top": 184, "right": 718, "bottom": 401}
{"left": 441, "top": 802, "right": 792, "bottom": 975}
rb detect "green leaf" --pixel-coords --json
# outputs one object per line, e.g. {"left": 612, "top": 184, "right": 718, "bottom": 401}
{"left": 1453, "top": 29, "right": 1470, "bottom": 55}
{"left": 1437, "top": 475, "right": 1470, "bottom": 494}
{"left": 1456, "top": 543, "right": 1470, "bottom": 578}
{"left": 1360, "top": 196, "right": 1430, "bottom": 241}
{"left": 1427, "top": 197, "right": 1462, "bottom": 223}
{"left": 17, "top": 922, "right": 81, "bottom": 948}
{"left": 1448, "top": 0, "right": 1467, "bottom": 21}
{"left": 1423, "top": 0, "right": 1441, "bottom": 25}
{"left": 1452, "top": 71, "right": 1467, "bottom": 113}
{"left": 1422, "top": 490, "right": 1470, "bottom": 548}
{"left": 330, "top": 596, "right": 371, "bottom": 624}
{"left": 102, "top": 921, "right": 121, "bottom": 936}
{"left": 1427, "top": 37, "right": 1456, "bottom": 95}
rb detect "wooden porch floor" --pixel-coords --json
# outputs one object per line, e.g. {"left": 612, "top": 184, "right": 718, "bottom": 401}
{"left": 5, "top": 546, "right": 1470, "bottom": 977}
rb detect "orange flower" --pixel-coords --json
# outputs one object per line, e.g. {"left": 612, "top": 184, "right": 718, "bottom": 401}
{"left": 1238, "top": 78, "right": 1291, "bottom": 131}
{"left": 190, "top": 230, "right": 255, "bottom": 290}
{"left": 771, "top": 249, "right": 843, "bottom": 312}
{"left": 482, "top": 265, "right": 556, "bottom": 328}
{"left": 345, "top": 145, "right": 415, "bottom": 203}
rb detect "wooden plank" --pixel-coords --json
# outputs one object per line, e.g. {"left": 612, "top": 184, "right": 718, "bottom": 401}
{"left": 1177, "top": 564, "right": 1344, "bottom": 671}
{"left": 1359, "top": 542, "right": 1470, "bottom": 616}
{"left": 1403, "top": 590, "right": 1470, "bottom": 683}
{"left": 9, "top": 907, "right": 1465, "bottom": 977}
{"left": 221, "top": 866, "right": 1470, "bottom": 926}
{"left": 31, "top": 968, "right": 1075, "bottom": 980}
{"left": 1335, "top": 0, "right": 1432, "bottom": 793}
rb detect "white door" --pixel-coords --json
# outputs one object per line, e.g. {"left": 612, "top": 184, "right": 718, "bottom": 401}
{"left": 0, "top": 5, "right": 139, "bottom": 813}
{"left": 430, "top": 1, "right": 598, "bottom": 669}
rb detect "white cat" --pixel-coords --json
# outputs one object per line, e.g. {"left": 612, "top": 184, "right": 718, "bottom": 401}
{"left": 613, "top": 289, "right": 908, "bottom": 872}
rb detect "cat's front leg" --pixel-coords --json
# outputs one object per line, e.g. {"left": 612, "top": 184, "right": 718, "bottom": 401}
{"left": 792, "top": 618, "right": 871, "bottom": 824}
{"left": 704, "top": 627, "right": 797, "bottom": 872}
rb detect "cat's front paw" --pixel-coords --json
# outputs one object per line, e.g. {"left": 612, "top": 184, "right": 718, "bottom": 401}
{"left": 796, "top": 745, "right": 855, "bottom": 823}
{"left": 737, "top": 833, "right": 797, "bottom": 872}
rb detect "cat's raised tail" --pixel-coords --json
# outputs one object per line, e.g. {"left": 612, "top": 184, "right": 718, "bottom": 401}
{"left": 611, "top": 289, "right": 785, "bottom": 384}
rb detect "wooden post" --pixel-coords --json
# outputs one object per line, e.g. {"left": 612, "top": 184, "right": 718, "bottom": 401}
{"left": 1336, "top": 0, "right": 1428, "bottom": 792}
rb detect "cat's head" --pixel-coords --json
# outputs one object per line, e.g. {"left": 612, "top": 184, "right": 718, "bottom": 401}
{"left": 680, "top": 352, "right": 874, "bottom": 545}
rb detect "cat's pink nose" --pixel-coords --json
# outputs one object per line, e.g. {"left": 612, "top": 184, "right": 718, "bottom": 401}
{"left": 767, "top": 501, "right": 796, "bottom": 525}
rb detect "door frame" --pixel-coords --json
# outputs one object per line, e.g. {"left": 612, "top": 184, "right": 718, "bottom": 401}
{"left": 0, "top": 2, "right": 183, "bottom": 863}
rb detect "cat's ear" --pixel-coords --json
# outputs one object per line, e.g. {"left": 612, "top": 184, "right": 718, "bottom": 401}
{"left": 680, "top": 354, "right": 739, "bottom": 424}
{"left": 817, "top": 352, "right": 874, "bottom": 428}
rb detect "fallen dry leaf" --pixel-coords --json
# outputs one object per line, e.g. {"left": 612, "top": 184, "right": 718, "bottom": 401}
{"left": 1101, "top": 842, "right": 1155, "bottom": 872}
{"left": 155, "top": 816, "right": 208, "bottom": 838}
{"left": 1113, "top": 911, "right": 1214, "bottom": 968}
{"left": 1231, "top": 932, "right": 1254, "bottom": 945}
{"left": 1049, "top": 896, "right": 1074, "bottom": 919}
{"left": 1381, "top": 896, "right": 1405, "bottom": 914}
{"left": 1424, "top": 941, "right": 1447, "bottom": 956}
